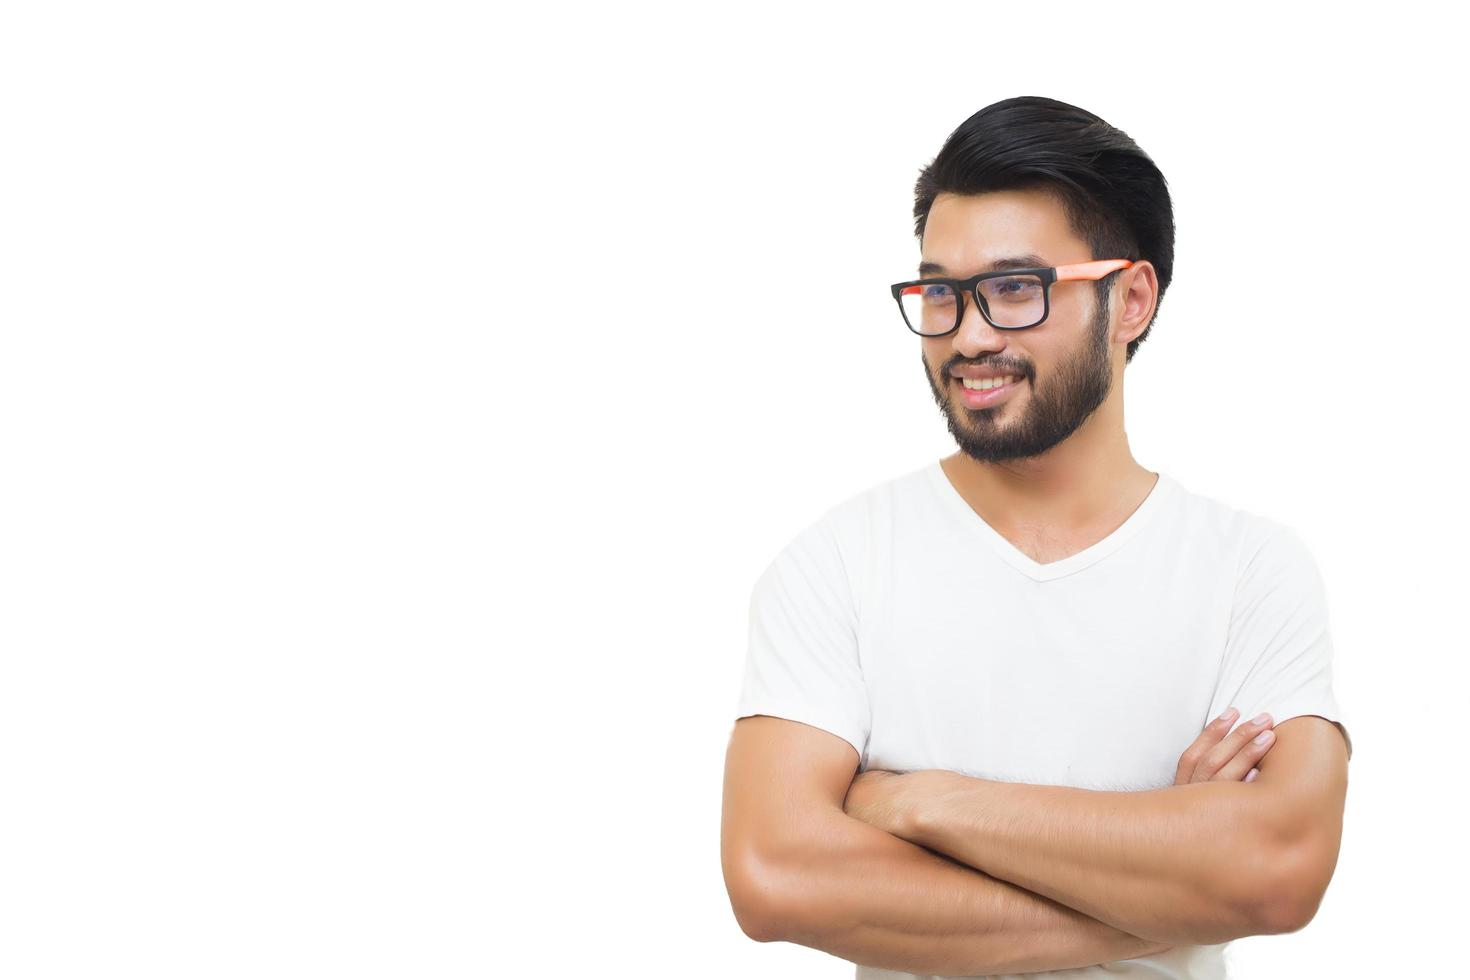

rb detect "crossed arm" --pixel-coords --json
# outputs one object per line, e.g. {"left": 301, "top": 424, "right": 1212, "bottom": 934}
{"left": 842, "top": 715, "right": 1348, "bottom": 946}
{"left": 726, "top": 714, "right": 1347, "bottom": 973}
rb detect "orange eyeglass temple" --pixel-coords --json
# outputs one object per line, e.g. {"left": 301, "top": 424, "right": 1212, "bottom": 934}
{"left": 1054, "top": 259, "right": 1132, "bottom": 281}
{"left": 900, "top": 260, "right": 1132, "bottom": 290}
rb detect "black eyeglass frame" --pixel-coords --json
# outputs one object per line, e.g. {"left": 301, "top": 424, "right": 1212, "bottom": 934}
{"left": 889, "top": 259, "right": 1134, "bottom": 336}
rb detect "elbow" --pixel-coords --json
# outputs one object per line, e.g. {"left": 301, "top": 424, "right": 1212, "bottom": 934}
{"left": 729, "top": 851, "right": 841, "bottom": 945}
{"left": 732, "top": 903, "right": 782, "bottom": 944}
{"left": 725, "top": 857, "right": 796, "bottom": 943}
{"left": 1186, "top": 822, "right": 1327, "bottom": 942}
{"left": 723, "top": 815, "right": 851, "bottom": 945}
{"left": 728, "top": 888, "right": 779, "bottom": 942}
{"left": 1245, "top": 836, "right": 1337, "bottom": 936}
{"left": 1254, "top": 884, "right": 1323, "bottom": 936}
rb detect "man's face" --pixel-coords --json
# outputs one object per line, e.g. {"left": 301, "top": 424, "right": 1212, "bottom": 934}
{"left": 918, "top": 188, "right": 1117, "bottom": 464}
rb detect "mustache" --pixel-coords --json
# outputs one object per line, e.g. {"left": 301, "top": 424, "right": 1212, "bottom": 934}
{"left": 948, "top": 362, "right": 1030, "bottom": 379}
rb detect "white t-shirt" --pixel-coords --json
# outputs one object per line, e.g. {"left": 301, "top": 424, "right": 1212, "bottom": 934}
{"left": 734, "top": 459, "right": 1352, "bottom": 980}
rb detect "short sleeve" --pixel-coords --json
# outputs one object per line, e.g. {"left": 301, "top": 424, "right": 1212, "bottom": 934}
{"left": 1212, "top": 520, "right": 1353, "bottom": 760}
{"left": 734, "top": 512, "right": 871, "bottom": 763}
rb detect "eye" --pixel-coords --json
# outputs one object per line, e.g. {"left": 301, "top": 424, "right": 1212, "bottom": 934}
{"left": 981, "top": 275, "right": 1045, "bottom": 302}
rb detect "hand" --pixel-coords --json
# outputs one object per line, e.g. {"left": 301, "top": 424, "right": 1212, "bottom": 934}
{"left": 1174, "top": 707, "right": 1277, "bottom": 785}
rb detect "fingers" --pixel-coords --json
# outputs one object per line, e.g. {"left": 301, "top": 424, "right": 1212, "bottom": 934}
{"left": 1174, "top": 706, "right": 1241, "bottom": 784}
{"left": 1204, "top": 712, "right": 1276, "bottom": 783}
{"left": 1244, "top": 768, "right": 1259, "bottom": 783}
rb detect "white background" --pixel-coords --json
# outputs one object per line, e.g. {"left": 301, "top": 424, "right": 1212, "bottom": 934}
{"left": 1, "top": 2, "right": 1463, "bottom": 977}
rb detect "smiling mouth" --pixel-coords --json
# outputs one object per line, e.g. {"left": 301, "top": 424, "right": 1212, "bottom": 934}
{"left": 953, "top": 375, "right": 1024, "bottom": 407}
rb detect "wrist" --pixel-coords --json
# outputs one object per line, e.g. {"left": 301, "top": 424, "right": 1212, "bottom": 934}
{"left": 901, "top": 768, "right": 971, "bottom": 844}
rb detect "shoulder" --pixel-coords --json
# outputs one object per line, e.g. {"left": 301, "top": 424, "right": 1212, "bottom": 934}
{"left": 1227, "top": 507, "right": 1320, "bottom": 588}
{"left": 1210, "top": 504, "right": 1327, "bottom": 615}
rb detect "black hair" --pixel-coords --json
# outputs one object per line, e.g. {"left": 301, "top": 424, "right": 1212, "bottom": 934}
{"left": 913, "top": 96, "right": 1175, "bottom": 363}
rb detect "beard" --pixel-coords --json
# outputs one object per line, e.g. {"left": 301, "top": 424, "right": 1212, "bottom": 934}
{"left": 923, "top": 296, "right": 1114, "bottom": 463}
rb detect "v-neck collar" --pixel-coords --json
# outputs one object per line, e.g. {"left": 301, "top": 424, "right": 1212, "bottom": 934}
{"left": 925, "top": 460, "right": 1174, "bottom": 582}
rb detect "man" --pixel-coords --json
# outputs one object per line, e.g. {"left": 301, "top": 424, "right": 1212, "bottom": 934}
{"left": 720, "top": 96, "right": 1352, "bottom": 979}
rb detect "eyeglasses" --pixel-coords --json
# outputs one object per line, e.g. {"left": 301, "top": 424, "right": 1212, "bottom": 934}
{"left": 890, "top": 259, "right": 1134, "bottom": 336}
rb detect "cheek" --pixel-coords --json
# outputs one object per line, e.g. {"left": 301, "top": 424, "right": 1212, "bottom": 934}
{"left": 921, "top": 345, "right": 947, "bottom": 376}
{"left": 1048, "top": 289, "right": 1094, "bottom": 327}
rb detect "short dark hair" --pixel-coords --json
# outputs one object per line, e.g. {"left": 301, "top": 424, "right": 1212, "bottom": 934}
{"left": 913, "top": 96, "right": 1175, "bottom": 363}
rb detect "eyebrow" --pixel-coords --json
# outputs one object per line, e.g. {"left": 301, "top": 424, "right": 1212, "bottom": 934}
{"left": 918, "top": 253, "right": 1050, "bottom": 277}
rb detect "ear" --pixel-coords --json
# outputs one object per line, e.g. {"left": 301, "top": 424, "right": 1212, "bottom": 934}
{"left": 1113, "top": 260, "right": 1159, "bottom": 347}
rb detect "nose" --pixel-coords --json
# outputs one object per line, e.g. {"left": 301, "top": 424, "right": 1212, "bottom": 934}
{"left": 952, "top": 294, "right": 1009, "bottom": 357}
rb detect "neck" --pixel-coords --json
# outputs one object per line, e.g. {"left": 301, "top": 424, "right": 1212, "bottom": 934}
{"left": 941, "top": 390, "right": 1154, "bottom": 530}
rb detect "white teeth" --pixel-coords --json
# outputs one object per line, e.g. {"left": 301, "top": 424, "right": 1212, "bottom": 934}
{"left": 961, "top": 375, "right": 1017, "bottom": 390}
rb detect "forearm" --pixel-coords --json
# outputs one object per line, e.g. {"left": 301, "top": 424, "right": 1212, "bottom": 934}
{"left": 753, "top": 809, "right": 1171, "bottom": 976}
{"left": 903, "top": 772, "right": 1280, "bottom": 946}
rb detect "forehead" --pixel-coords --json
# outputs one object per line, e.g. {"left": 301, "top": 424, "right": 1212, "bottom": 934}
{"left": 921, "top": 188, "right": 1084, "bottom": 273}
